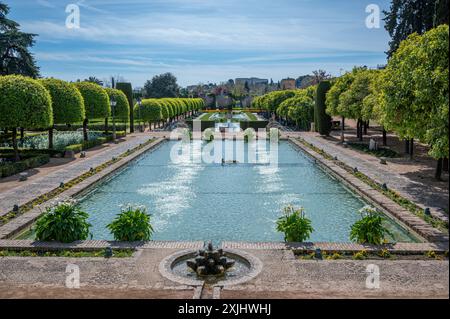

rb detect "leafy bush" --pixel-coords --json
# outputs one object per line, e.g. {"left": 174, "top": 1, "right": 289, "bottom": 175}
{"left": 203, "top": 128, "right": 215, "bottom": 142}
{"left": 0, "top": 75, "right": 53, "bottom": 130}
{"left": 107, "top": 205, "right": 153, "bottom": 241}
{"left": 105, "top": 87, "right": 130, "bottom": 121}
{"left": 134, "top": 99, "right": 162, "bottom": 124}
{"left": 276, "top": 205, "right": 314, "bottom": 242}
{"left": 64, "top": 144, "right": 83, "bottom": 153}
{"left": 0, "top": 154, "right": 50, "bottom": 177}
{"left": 243, "top": 128, "right": 256, "bottom": 142}
{"left": 350, "top": 206, "right": 391, "bottom": 245}
{"left": 34, "top": 201, "right": 92, "bottom": 243}
{"left": 74, "top": 82, "right": 110, "bottom": 119}
{"left": 9, "top": 131, "right": 103, "bottom": 151}
{"left": 116, "top": 82, "right": 134, "bottom": 129}
{"left": 40, "top": 78, "right": 85, "bottom": 124}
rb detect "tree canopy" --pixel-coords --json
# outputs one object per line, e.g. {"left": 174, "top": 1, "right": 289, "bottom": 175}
{"left": 40, "top": 78, "right": 85, "bottom": 124}
{"left": 377, "top": 24, "right": 449, "bottom": 160}
{"left": 384, "top": 0, "right": 449, "bottom": 57}
{"left": 144, "top": 72, "right": 180, "bottom": 98}
{"left": 74, "top": 82, "right": 110, "bottom": 119}
{"left": 0, "top": 2, "right": 39, "bottom": 77}
{"left": 105, "top": 87, "right": 130, "bottom": 121}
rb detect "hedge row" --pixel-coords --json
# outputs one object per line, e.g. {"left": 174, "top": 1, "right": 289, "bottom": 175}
{"left": 0, "top": 154, "right": 50, "bottom": 178}
{"left": 64, "top": 131, "right": 127, "bottom": 153}
{"left": 134, "top": 98, "right": 204, "bottom": 123}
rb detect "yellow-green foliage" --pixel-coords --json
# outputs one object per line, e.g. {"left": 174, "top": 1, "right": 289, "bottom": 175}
{"left": 74, "top": 82, "right": 110, "bottom": 119}
{"left": 377, "top": 25, "right": 449, "bottom": 159}
{"left": 40, "top": 78, "right": 85, "bottom": 124}
{"left": 105, "top": 87, "right": 130, "bottom": 121}
{"left": 0, "top": 75, "right": 53, "bottom": 129}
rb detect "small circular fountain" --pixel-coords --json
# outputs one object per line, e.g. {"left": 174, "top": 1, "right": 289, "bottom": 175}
{"left": 159, "top": 242, "right": 262, "bottom": 286}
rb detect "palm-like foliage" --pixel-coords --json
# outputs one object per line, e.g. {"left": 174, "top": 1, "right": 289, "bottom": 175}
{"left": 107, "top": 205, "right": 153, "bottom": 241}
{"left": 276, "top": 206, "right": 314, "bottom": 243}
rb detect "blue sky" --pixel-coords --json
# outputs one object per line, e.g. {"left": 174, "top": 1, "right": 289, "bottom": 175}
{"left": 7, "top": 0, "right": 391, "bottom": 87}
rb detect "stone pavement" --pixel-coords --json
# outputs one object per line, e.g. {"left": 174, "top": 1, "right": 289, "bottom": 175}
{"left": 0, "top": 133, "right": 156, "bottom": 218}
{"left": 284, "top": 132, "right": 449, "bottom": 223}
{"left": 0, "top": 246, "right": 447, "bottom": 299}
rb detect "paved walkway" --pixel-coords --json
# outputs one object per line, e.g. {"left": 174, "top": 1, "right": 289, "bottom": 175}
{"left": 0, "top": 133, "right": 154, "bottom": 218}
{"left": 0, "top": 247, "right": 447, "bottom": 299}
{"left": 284, "top": 132, "right": 449, "bottom": 222}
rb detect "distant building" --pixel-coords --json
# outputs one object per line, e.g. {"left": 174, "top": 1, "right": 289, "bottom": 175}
{"left": 280, "top": 78, "right": 296, "bottom": 90}
{"left": 235, "top": 77, "right": 269, "bottom": 86}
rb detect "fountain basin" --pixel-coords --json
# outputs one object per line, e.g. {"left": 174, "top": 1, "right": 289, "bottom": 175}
{"left": 159, "top": 249, "right": 262, "bottom": 286}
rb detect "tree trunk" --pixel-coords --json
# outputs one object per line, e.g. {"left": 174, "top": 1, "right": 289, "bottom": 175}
{"left": 104, "top": 118, "right": 109, "bottom": 134}
{"left": 435, "top": 158, "right": 443, "bottom": 180}
{"left": 20, "top": 127, "right": 24, "bottom": 141}
{"left": 83, "top": 118, "right": 89, "bottom": 141}
{"left": 363, "top": 121, "right": 368, "bottom": 135}
{"left": 443, "top": 158, "right": 449, "bottom": 172}
{"left": 404, "top": 139, "right": 410, "bottom": 154}
{"left": 357, "top": 119, "right": 363, "bottom": 141}
{"left": 340, "top": 117, "right": 345, "bottom": 143}
{"left": 12, "top": 128, "right": 19, "bottom": 162}
{"left": 382, "top": 127, "right": 387, "bottom": 146}
{"left": 409, "top": 138, "right": 414, "bottom": 160}
{"left": 48, "top": 127, "right": 54, "bottom": 150}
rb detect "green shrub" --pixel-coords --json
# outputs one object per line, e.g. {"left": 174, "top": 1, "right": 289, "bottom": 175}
{"left": 350, "top": 206, "right": 391, "bottom": 245}
{"left": 116, "top": 82, "right": 134, "bottom": 130}
{"left": 40, "top": 78, "right": 85, "bottom": 125}
{"left": 64, "top": 144, "right": 83, "bottom": 153}
{"left": 276, "top": 205, "right": 314, "bottom": 242}
{"left": 0, "top": 154, "right": 50, "bottom": 177}
{"left": 34, "top": 201, "right": 92, "bottom": 243}
{"left": 105, "top": 87, "right": 130, "bottom": 121}
{"left": 107, "top": 204, "right": 153, "bottom": 241}
{"left": 352, "top": 250, "right": 368, "bottom": 260}
{"left": 134, "top": 99, "right": 162, "bottom": 125}
{"left": 315, "top": 81, "right": 332, "bottom": 135}
{"left": 74, "top": 82, "right": 110, "bottom": 119}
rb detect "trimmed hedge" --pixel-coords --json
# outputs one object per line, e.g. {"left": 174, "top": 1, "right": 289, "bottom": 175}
{"left": 53, "top": 123, "right": 128, "bottom": 132}
{"left": 105, "top": 87, "right": 130, "bottom": 121}
{"left": 74, "top": 82, "right": 110, "bottom": 119}
{"left": 0, "top": 75, "right": 53, "bottom": 129}
{"left": 40, "top": 78, "right": 85, "bottom": 124}
{"left": 64, "top": 131, "right": 127, "bottom": 153}
{"left": 116, "top": 82, "right": 134, "bottom": 131}
{"left": 0, "top": 154, "right": 50, "bottom": 178}
{"left": 315, "top": 81, "right": 332, "bottom": 136}
{"left": 239, "top": 121, "right": 269, "bottom": 130}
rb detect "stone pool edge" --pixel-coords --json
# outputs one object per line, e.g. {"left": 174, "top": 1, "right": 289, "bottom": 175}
{"left": 0, "top": 138, "right": 167, "bottom": 239}
{"left": 288, "top": 138, "right": 448, "bottom": 245}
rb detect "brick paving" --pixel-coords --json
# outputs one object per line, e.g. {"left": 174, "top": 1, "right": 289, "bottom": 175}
{"left": 284, "top": 132, "right": 449, "bottom": 223}
{"left": 0, "top": 246, "right": 447, "bottom": 299}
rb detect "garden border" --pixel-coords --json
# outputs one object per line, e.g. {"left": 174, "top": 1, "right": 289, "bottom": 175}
{"left": 0, "top": 138, "right": 166, "bottom": 239}
{"left": 288, "top": 138, "right": 448, "bottom": 244}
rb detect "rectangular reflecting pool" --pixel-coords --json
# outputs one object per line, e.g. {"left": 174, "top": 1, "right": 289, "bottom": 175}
{"left": 76, "top": 140, "right": 419, "bottom": 243}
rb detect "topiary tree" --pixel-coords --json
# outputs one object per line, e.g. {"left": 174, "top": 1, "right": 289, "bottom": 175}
{"left": 0, "top": 75, "right": 53, "bottom": 160}
{"left": 377, "top": 25, "right": 449, "bottom": 179}
{"left": 74, "top": 82, "right": 110, "bottom": 141}
{"left": 135, "top": 99, "right": 162, "bottom": 130}
{"left": 158, "top": 101, "right": 170, "bottom": 128}
{"left": 284, "top": 94, "right": 315, "bottom": 130}
{"left": 315, "top": 81, "right": 332, "bottom": 136}
{"left": 116, "top": 82, "right": 134, "bottom": 132}
{"left": 105, "top": 87, "right": 130, "bottom": 121}
{"left": 40, "top": 78, "right": 85, "bottom": 149}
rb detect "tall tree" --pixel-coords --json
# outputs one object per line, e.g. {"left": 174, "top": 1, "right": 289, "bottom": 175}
{"left": 144, "top": 72, "right": 180, "bottom": 98}
{"left": 84, "top": 76, "right": 104, "bottom": 86}
{"left": 0, "top": 2, "right": 39, "bottom": 77}
{"left": 384, "top": 0, "right": 449, "bottom": 57}
{"left": 377, "top": 25, "right": 449, "bottom": 179}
